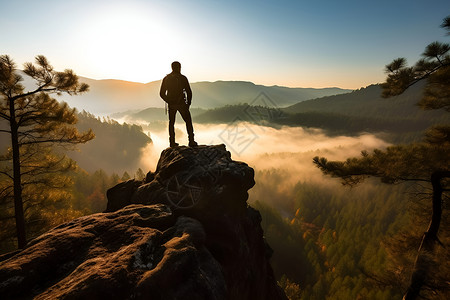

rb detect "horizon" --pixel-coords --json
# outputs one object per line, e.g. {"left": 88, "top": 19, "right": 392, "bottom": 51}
{"left": 1, "top": 2, "right": 449, "bottom": 297}
{"left": 78, "top": 75, "right": 353, "bottom": 90}
{"left": 2, "top": 0, "right": 449, "bottom": 90}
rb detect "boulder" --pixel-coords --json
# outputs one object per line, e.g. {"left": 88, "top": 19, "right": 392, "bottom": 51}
{"left": 0, "top": 145, "right": 287, "bottom": 300}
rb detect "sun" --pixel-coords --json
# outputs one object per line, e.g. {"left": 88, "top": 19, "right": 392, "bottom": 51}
{"left": 77, "top": 2, "right": 182, "bottom": 82}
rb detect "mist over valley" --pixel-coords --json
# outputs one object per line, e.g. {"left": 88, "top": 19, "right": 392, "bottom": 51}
{"left": 2, "top": 60, "right": 448, "bottom": 300}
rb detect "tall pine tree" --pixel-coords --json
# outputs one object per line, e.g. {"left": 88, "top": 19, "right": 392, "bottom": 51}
{"left": 0, "top": 55, "right": 94, "bottom": 249}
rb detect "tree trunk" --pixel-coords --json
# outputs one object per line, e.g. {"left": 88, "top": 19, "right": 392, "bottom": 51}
{"left": 402, "top": 170, "right": 450, "bottom": 300}
{"left": 9, "top": 97, "right": 26, "bottom": 249}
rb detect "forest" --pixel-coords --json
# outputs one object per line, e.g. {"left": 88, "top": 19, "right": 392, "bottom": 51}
{"left": 251, "top": 167, "right": 415, "bottom": 299}
{"left": 0, "top": 111, "right": 150, "bottom": 253}
{"left": 0, "top": 145, "right": 434, "bottom": 299}
{"left": 1, "top": 17, "right": 449, "bottom": 300}
{"left": 193, "top": 83, "right": 448, "bottom": 144}
{"left": 69, "top": 111, "right": 152, "bottom": 173}
{"left": 1, "top": 74, "right": 449, "bottom": 299}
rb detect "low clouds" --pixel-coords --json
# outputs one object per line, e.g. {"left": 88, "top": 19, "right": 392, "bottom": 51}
{"left": 139, "top": 122, "right": 389, "bottom": 177}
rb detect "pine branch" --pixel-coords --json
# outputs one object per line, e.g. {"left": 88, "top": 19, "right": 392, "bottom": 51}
{"left": 0, "top": 171, "right": 13, "bottom": 180}
{"left": 408, "top": 62, "right": 449, "bottom": 88}
{"left": 0, "top": 111, "right": 10, "bottom": 121}
{"left": 10, "top": 87, "right": 58, "bottom": 102}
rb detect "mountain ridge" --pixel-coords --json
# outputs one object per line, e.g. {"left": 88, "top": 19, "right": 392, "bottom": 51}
{"left": 190, "top": 82, "right": 449, "bottom": 141}
{"left": 52, "top": 76, "right": 351, "bottom": 115}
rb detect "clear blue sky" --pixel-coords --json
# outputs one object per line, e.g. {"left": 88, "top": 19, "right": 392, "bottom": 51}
{"left": 1, "top": 0, "right": 449, "bottom": 89}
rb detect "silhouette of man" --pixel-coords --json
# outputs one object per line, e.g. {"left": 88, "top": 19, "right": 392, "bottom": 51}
{"left": 160, "top": 61, "right": 197, "bottom": 147}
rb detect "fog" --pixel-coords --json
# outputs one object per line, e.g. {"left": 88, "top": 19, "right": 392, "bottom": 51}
{"left": 130, "top": 121, "right": 391, "bottom": 218}
{"left": 138, "top": 121, "right": 389, "bottom": 182}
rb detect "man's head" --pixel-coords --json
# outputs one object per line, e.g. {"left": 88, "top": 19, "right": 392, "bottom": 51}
{"left": 171, "top": 61, "right": 181, "bottom": 73}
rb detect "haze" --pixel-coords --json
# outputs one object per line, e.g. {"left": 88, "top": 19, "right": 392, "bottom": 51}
{"left": 138, "top": 122, "right": 389, "bottom": 177}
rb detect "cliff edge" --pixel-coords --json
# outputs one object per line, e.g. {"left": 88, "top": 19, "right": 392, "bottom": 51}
{"left": 0, "top": 144, "right": 287, "bottom": 300}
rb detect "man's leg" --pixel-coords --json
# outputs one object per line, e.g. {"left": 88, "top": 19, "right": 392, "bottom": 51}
{"left": 178, "top": 105, "right": 197, "bottom": 146}
{"left": 168, "top": 107, "right": 178, "bottom": 147}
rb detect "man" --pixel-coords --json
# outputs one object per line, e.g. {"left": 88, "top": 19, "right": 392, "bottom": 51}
{"left": 160, "top": 61, "right": 197, "bottom": 147}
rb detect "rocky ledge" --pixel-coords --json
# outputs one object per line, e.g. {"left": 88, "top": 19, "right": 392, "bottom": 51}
{"left": 0, "top": 144, "right": 287, "bottom": 300}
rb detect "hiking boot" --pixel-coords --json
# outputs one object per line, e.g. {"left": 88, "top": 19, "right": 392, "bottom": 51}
{"left": 188, "top": 141, "right": 198, "bottom": 147}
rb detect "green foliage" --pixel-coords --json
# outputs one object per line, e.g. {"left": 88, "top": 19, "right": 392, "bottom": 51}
{"left": 195, "top": 84, "right": 448, "bottom": 143}
{"left": 313, "top": 141, "right": 449, "bottom": 186}
{"left": 382, "top": 30, "right": 450, "bottom": 112}
{"left": 0, "top": 55, "right": 94, "bottom": 248}
{"left": 0, "top": 55, "right": 94, "bottom": 146}
{"left": 442, "top": 16, "right": 450, "bottom": 34}
{"left": 194, "top": 104, "right": 254, "bottom": 124}
{"left": 313, "top": 16, "right": 450, "bottom": 299}
{"left": 121, "top": 171, "right": 131, "bottom": 181}
{"left": 0, "top": 165, "right": 150, "bottom": 253}
{"left": 135, "top": 168, "right": 146, "bottom": 181}
{"left": 286, "top": 82, "right": 445, "bottom": 120}
{"left": 70, "top": 168, "right": 121, "bottom": 214}
{"left": 0, "top": 150, "right": 82, "bottom": 252}
{"left": 250, "top": 169, "right": 408, "bottom": 299}
{"left": 419, "top": 65, "right": 450, "bottom": 111}
{"left": 68, "top": 111, "right": 152, "bottom": 173}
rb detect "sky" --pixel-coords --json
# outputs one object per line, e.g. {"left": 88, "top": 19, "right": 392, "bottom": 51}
{"left": 1, "top": 0, "right": 449, "bottom": 89}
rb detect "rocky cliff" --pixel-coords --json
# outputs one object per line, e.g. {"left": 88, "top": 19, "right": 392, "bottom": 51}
{"left": 0, "top": 145, "right": 287, "bottom": 300}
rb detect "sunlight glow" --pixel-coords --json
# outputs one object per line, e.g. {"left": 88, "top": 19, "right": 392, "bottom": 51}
{"left": 138, "top": 123, "right": 390, "bottom": 172}
{"left": 76, "top": 3, "right": 182, "bottom": 83}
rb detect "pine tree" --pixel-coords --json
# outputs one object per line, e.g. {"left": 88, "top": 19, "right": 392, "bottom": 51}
{"left": 0, "top": 55, "right": 94, "bottom": 249}
{"left": 135, "top": 168, "right": 146, "bottom": 181}
{"left": 121, "top": 171, "right": 131, "bottom": 181}
{"left": 313, "top": 17, "right": 450, "bottom": 300}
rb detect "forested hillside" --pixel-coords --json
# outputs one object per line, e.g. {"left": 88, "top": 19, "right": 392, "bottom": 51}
{"left": 191, "top": 81, "right": 350, "bottom": 108}
{"left": 68, "top": 111, "right": 152, "bottom": 173}
{"left": 0, "top": 166, "right": 149, "bottom": 253}
{"left": 250, "top": 166, "right": 412, "bottom": 299}
{"left": 285, "top": 82, "right": 444, "bottom": 119}
{"left": 0, "top": 106, "right": 439, "bottom": 299}
{"left": 193, "top": 83, "right": 449, "bottom": 142}
{"left": 0, "top": 110, "right": 151, "bottom": 253}
{"left": 0, "top": 111, "right": 152, "bottom": 174}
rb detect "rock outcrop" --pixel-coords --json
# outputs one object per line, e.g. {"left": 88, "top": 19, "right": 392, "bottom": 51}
{"left": 0, "top": 145, "right": 287, "bottom": 300}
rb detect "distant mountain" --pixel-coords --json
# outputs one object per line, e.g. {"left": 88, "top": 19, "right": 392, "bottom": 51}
{"left": 52, "top": 77, "right": 351, "bottom": 115}
{"left": 283, "top": 82, "right": 444, "bottom": 120}
{"left": 190, "top": 81, "right": 350, "bottom": 109}
{"left": 57, "top": 77, "right": 160, "bottom": 116}
{"left": 193, "top": 83, "right": 449, "bottom": 141}
{"left": 18, "top": 71, "right": 351, "bottom": 115}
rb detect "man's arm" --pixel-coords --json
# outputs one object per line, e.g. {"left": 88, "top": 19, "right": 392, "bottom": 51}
{"left": 184, "top": 76, "right": 192, "bottom": 105}
{"left": 160, "top": 77, "right": 168, "bottom": 102}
